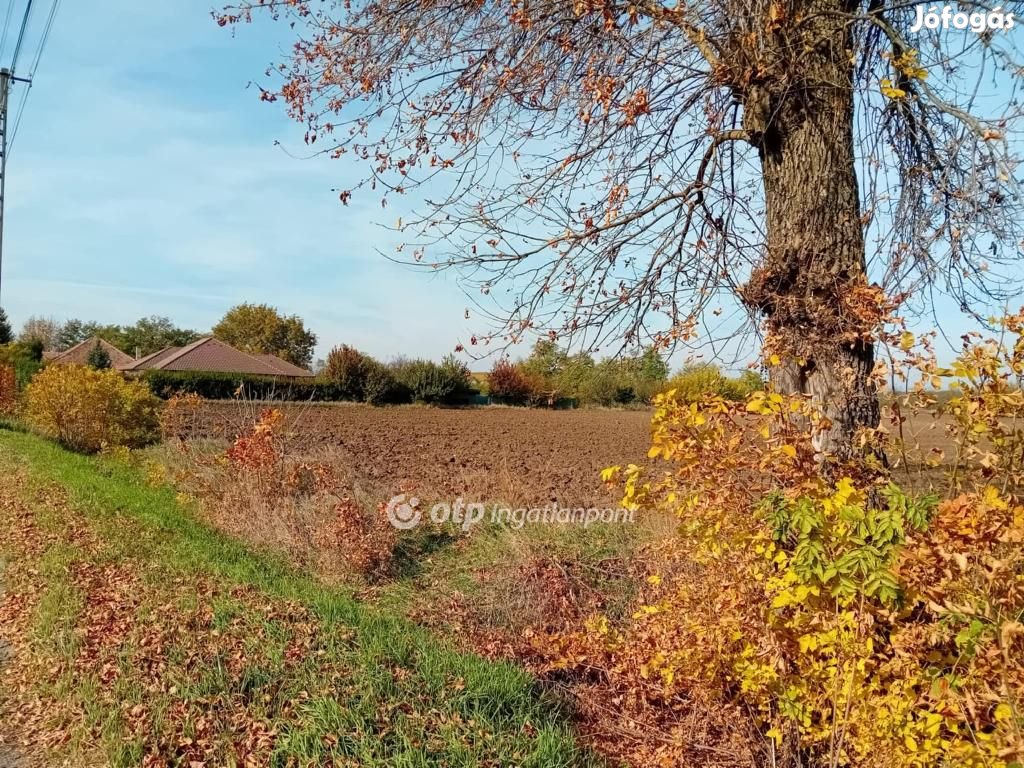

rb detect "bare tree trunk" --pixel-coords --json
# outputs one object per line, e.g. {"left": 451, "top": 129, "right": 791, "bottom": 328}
{"left": 739, "top": 0, "right": 880, "bottom": 460}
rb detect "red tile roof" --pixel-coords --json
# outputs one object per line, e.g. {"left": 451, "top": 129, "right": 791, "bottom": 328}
{"left": 129, "top": 346, "right": 184, "bottom": 370}
{"left": 124, "top": 337, "right": 313, "bottom": 377}
{"left": 255, "top": 354, "right": 316, "bottom": 377}
{"left": 45, "top": 338, "right": 136, "bottom": 370}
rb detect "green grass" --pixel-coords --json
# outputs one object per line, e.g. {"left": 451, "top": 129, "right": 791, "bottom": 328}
{"left": 378, "top": 512, "right": 649, "bottom": 635}
{"left": 0, "top": 427, "right": 602, "bottom": 767}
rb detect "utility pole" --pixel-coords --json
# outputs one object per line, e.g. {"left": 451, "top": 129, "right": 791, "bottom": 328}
{"left": 0, "top": 67, "right": 9, "bottom": 306}
{"left": 0, "top": 0, "right": 59, "bottom": 307}
{"left": 0, "top": 68, "right": 30, "bottom": 306}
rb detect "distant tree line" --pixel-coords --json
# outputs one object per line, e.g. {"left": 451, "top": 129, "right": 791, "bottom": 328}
{"left": 8, "top": 304, "right": 318, "bottom": 369}
{"left": 2, "top": 303, "right": 760, "bottom": 407}
{"left": 487, "top": 340, "right": 670, "bottom": 407}
{"left": 15, "top": 315, "right": 201, "bottom": 358}
{"left": 322, "top": 338, "right": 763, "bottom": 409}
{"left": 486, "top": 340, "right": 762, "bottom": 407}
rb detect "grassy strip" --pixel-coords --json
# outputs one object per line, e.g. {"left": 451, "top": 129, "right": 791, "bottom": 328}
{"left": 0, "top": 428, "right": 600, "bottom": 767}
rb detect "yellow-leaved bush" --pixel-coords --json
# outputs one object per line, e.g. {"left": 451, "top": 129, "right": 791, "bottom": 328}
{"left": 546, "top": 316, "right": 1024, "bottom": 768}
{"left": 24, "top": 364, "right": 161, "bottom": 453}
{"left": 0, "top": 364, "right": 15, "bottom": 416}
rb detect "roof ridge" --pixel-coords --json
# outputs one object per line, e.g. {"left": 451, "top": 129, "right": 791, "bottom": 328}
{"left": 52, "top": 337, "right": 93, "bottom": 359}
{"left": 228, "top": 340, "right": 301, "bottom": 374}
{"left": 125, "top": 345, "right": 179, "bottom": 370}
{"left": 51, "top": 336, "right": 131, "bottom": 363}
{"left": 262, "top": 354, "right": 311, "bottom": 375}
{"left": 125, "top": 336, "right": 312, "bottom": 377}
{"left": 150, "top": 335, "right": 215, "bottom": 370}
{"left": 97, "top": 338, "right": 131, "bottom": 355}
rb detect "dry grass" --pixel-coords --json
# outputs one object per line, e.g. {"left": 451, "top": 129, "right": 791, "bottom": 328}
{"left": 144, "top": 399, "right": 994, "bottom": 768}
{"left": 0, "top": 429, "right": 598, "bottom": 767}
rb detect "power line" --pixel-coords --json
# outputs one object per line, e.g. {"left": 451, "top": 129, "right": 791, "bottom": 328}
{"left": 0, "top": 1, "right": 17, "bottom": 64}
{"left": 8, "top": 75, "right": 27, "bottom": 150}
{"left": 0, "top": 0, "right": 59, "bottom": 303}
{"left": 9, "top": 0, "right": 59, "bottom": 153}
{"left": 27, "top": 0, "right": 57, "bottom": 74}
{"left": 10, "top": 0, "right": 33, "bottom": 73}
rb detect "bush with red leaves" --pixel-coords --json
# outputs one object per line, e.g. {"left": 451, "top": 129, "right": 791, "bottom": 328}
{"left": 488, "top": 359, "right": 536, "bottom": 405}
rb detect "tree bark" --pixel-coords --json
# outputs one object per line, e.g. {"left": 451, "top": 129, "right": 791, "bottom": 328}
{"left": 737, "top": 0, "right": 881, "bottom": 460}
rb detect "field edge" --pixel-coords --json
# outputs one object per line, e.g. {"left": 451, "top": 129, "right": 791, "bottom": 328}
{"left": 0, "top": 427, "right": 602, "bottom": 767}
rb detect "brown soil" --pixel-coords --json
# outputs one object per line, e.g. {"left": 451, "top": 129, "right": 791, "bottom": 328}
{"left": 182, "top": 402, "right": 655, "bottom": 508}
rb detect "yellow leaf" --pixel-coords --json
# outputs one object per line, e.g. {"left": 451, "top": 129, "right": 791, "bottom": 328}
{"left": 881, "top": 78, "right": 907, "bottom": 99}
{"left": 772, "top": 589, "right": 795, "bottom": 609}
{"left": 982, "top": 485, "right": 1008, "bottom": 511}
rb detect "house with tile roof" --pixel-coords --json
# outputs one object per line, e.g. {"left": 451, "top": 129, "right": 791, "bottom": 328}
{"left": 43, "top": 337, "right": 137, "bottom": 370}
{"left": 123, "top": 336, "right": 314, "bottom": 377}
{"left": 48, "top": 336, "right": 314, "bottom": 378}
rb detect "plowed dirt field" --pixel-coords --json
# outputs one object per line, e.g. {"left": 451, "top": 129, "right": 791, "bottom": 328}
{"left": 186, "top": 402, "right": 654, "bottom": 508}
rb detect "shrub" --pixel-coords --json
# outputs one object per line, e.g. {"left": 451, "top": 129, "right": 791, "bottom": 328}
{"left": 440, "top": 354, "right": 474, "bottom": 399}
{"left": 735, "top": 368, "right": 766, "bottom": 398}
{"left": 325, "top": 344, "right": 374, "bottom": 400}
{"left": 518, "top": 371, "right": 552, "bottom": 407}
{"left": 175, "top": 408, "right": 399, "bottom": 577}
{"left": 24, "top": 364, "right": 161, "bottom": 452}
{"left": 548, "top": 315, "right": 1024, "bottom": 767}
{"left": 665, "top": 362, "right": 727, "bottom": 400}
{"left": 362, "top": 360, "right": 408, "bottom": 405}
{"left": 667, "top": 363, "right": 762, "bottom": 402}
{"left": 143, "top": 370, "right": 340, "bottom": 401}
{"left": 13, "top": 359, "right": 42, "bottom": 389}
{"left": 488, "top": 358, "right": 535, "bottom": 404}
{"left": 25, "top": 338, "right": 44, "bottom": 362}
{"left": 391, "top": 356, "right": 472, "bottom": 404}
{"left": 612, "top": 384, "right": 635, "bottom": 404}
{"left": 322, "top": 346, "right": 409, "bottom": 405}
{"left": 391, "top": 359, "right": 441, "bottom": 403}
{"left": 0, "top": 342, "right": 43, "bottom": 391}
{"left": 573, "top": 370, "right": 619, "bottom": 407}
{"left": 87, "top": 341, "right": 112, "bottom": 370}
{"left": 0, "top": 365, "right": 16, "bottom": 415}
{"left": 159, "top": 392, "right": 206, "bottom": 441}
{"left": 143, "top": 364, "right": 456, "bottom": 406}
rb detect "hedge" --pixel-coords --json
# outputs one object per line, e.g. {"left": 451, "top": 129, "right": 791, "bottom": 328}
{"left": 141, "top": 369, "right": 483, "bottom": 405}
{"left": 142, "top": 370, "right": 344, "bottom": 401}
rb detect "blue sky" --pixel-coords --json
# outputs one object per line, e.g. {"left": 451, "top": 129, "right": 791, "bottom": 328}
{"left": 3, "top": 0, "right": 479, "bottom": 363}
{"left": 2, "top": 2, "right": 1020, "bottom": 370}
